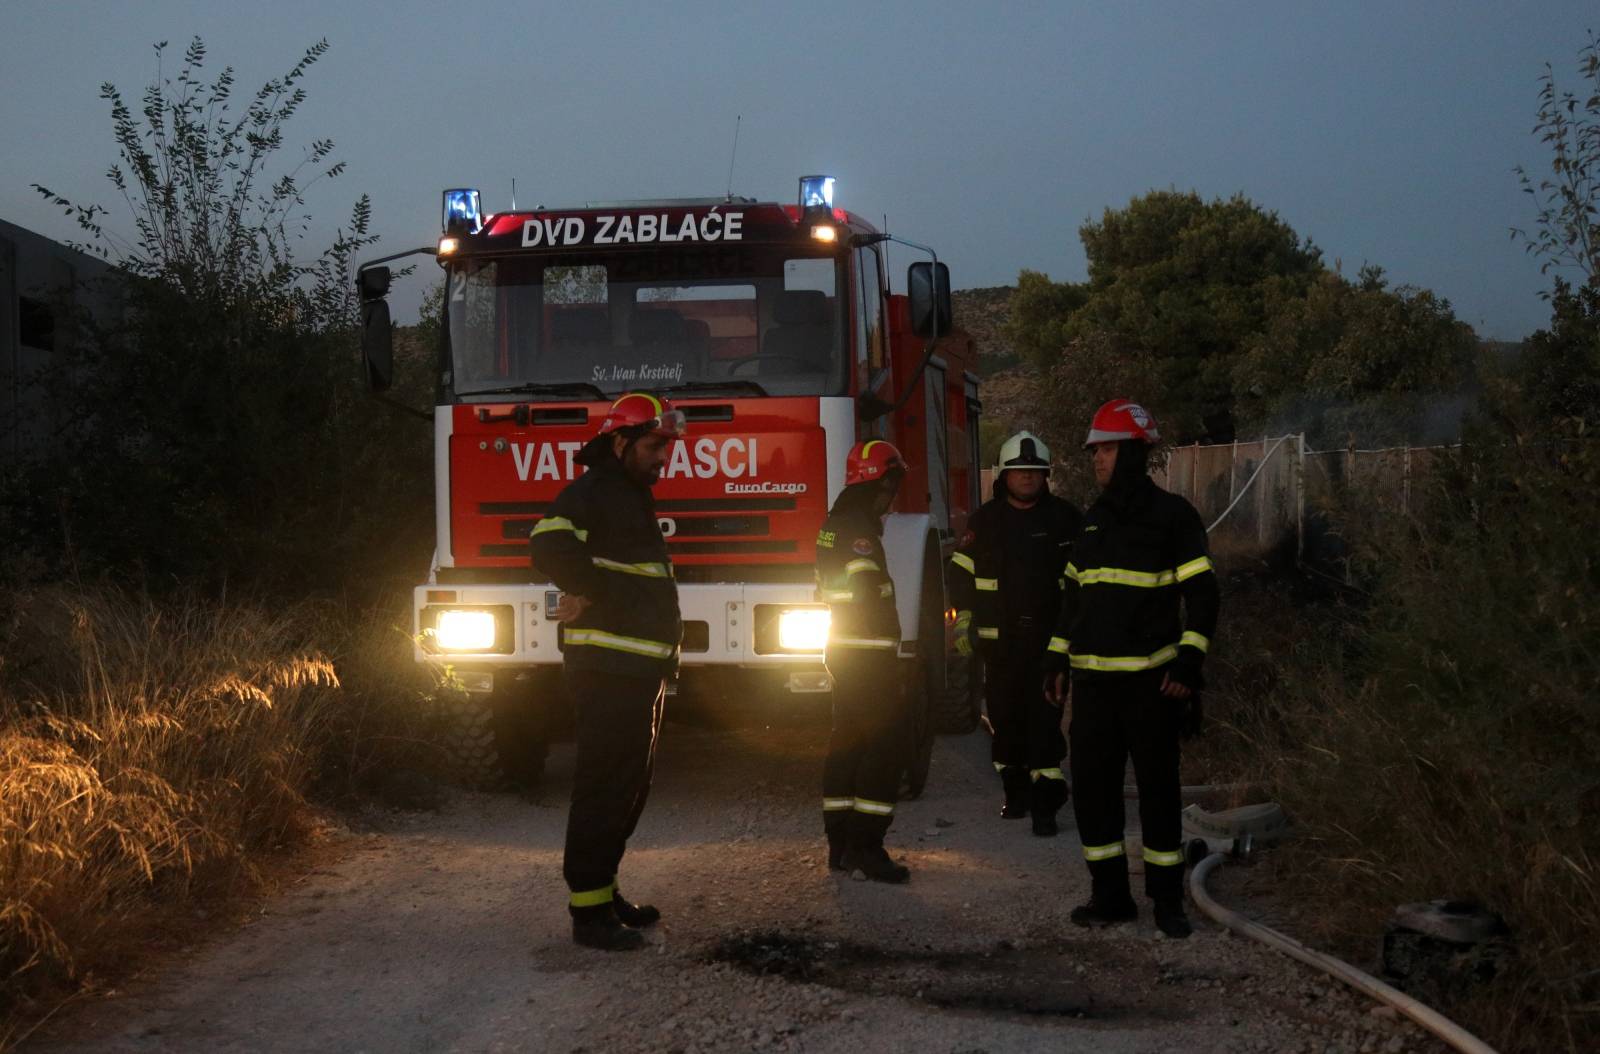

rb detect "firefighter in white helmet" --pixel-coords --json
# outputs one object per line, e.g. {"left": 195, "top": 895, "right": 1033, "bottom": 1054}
{"left": 947, "top": 430, "right": 1082, "bottom": 834}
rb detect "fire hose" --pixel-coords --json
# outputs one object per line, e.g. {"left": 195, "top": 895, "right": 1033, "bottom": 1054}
{"left": 1189, "top": 851, "right": 1500, "bottom": 1054}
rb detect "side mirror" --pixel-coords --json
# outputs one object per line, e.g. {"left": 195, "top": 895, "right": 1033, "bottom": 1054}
{"left": 907, "top": 261, "right": 952, "bottom": 338}
{"left": 358, "top": 265, "right": 392, "bottom": 302}
{"left": 362, "top": 299, "right": 394, "bottom": 393}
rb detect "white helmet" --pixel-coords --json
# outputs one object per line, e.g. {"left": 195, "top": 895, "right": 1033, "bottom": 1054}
{"left": 994, "top": 430, "right": 1051, "bottom": 477}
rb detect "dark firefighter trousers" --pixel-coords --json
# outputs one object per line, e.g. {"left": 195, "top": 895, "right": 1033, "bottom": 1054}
{"left": 822, "top": 650, "right": 904, "bottom": 847}
{"left": 562, "top": 667, "right": 666, "bottom": 910}
{"left": 1069, "top": 669, "right": 1186, "bottom": 901}
{"left": 985, "top": 622, "right": 1068, "bottom": 809}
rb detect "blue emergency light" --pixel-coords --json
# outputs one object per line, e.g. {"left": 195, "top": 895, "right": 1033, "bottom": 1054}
{"left": 443, "top": 188, "right": 482, "bottom": 235}
{"left": 799, "top": 175, "right": 835, "bottom": 211}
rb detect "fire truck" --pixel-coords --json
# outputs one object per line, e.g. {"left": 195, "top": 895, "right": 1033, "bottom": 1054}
{"left": 358, "top": 176, "right": 983, "bottom": 791}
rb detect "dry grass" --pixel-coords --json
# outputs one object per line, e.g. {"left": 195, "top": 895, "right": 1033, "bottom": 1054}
{"left": 1193, "top": 442, "right": 1600, "bottom": 1053}
{"left": 0, "top": 585, "right": 431, "bottom": 1046}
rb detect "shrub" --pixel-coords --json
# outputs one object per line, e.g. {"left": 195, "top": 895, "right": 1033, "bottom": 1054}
{"left": 0, "top": 585, "right": 432, "bottom": 1037}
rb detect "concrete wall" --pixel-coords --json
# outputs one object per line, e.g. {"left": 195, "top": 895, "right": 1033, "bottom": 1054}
{"left": 0, "top": 218, "right": 120, "bottom": 460}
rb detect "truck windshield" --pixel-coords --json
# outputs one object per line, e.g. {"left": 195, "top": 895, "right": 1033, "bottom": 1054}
{"left": 446, "top": 246, "right": 846, "bottom": 399}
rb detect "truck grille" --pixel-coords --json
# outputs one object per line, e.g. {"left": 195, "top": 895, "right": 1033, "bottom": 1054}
{"left": 478, "top": 496, "right": 804, "bottom": 559}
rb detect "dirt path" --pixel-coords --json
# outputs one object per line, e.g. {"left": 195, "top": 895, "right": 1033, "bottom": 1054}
{"left": 25, "top": 721, "right": 1442, "bottom": 1054}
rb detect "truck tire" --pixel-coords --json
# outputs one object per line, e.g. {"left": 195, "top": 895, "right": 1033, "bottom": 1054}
{"left": 901, "top": 541, "right": 943, "bottom": 799}
{"left": 902, "top": 657, "right": 934, "bottom": 800}
{"left": 431, "top": 674, "right": 562, "bottom": 792}
{"left": 935, "top": 649, "right": 982, "bottom": 735}
{"left": 914, "top": 533, "right": 982, "bottom": 735}
{"left": 431, "top": 688, "right": 509, "bottom": 791}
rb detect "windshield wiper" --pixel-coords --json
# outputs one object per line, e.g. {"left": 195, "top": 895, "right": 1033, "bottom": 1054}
{"left": 457, "top": 381, "right": 608, "bottom": 401}
{"left": 654, "top": 380, "right": 770, "bottom": 398}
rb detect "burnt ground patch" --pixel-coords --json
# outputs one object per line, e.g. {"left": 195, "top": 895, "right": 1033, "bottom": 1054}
{"left": 708, "top": 930, "right": 1174, "bottom": 1021}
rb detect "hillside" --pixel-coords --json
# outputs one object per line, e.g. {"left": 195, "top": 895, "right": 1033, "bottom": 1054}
{"left": 952, "top": 286, "right": 1035, "bottom": 445}
{"left": 951, "top": 286, "right": 1017, "bottom": 374}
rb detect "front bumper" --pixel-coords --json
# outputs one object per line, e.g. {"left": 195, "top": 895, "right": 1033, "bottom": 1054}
{"left": 413, "top": 581, "right": 835, "bottom": 675}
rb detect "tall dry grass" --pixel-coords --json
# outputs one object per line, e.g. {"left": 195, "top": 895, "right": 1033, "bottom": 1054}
{"left": 0, "top": 585, "right": 431, "bottom": 1042}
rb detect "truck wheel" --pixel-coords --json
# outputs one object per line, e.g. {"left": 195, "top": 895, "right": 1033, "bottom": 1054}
{"left": 935, "top": 649, "right": 983, "bottom": 735}
{"left": 901, "top": 544, "right": 943, "bottom": 800}
{"left": 431, "top": 675, "right": 562, "bottom": 792}
{"left": 431, "top": 688, "right": 509, "bottom": 791}
{"left": 902, "top": 658, "right": 934, "bottom": 800}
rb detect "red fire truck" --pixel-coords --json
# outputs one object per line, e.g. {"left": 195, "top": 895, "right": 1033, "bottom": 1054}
{"left": 359, "top": 176, "right": 982, "bottom": 790}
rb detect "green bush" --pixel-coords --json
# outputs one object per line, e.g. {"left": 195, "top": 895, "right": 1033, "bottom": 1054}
{"left": 9, "top": 37, "right": 434, "bottom": 601}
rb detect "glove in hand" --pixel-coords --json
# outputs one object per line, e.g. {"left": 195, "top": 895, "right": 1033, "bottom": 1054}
{"left": 953, "top": 612, "right": 974, "bottom": 658}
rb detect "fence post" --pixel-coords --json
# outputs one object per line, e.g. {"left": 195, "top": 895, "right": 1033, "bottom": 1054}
{"left": 1188, "top": 442, "right": 1198, "bottom": 505}
{"left": 1402, "top": 445, "right": 1412, "bottom": 515}
{"left": 1344, "top": 436, "right": 1356, "bottom": 585}
{"left": 1228, "top": 439, "right": 1238, "bottom": 502}
{"left": 1295, "top": 433, "right": 1305, "bottom": 563}
{"left": 1257, "top": 436, "right": 1269, "bottom": 547}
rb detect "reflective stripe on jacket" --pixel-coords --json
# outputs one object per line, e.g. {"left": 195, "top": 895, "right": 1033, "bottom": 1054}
{"left": 816, "top": 496, "right": 900, "bottom": 657}
{"left": 530, "top": 457, "right": 681, "bottom": 679}
{"left": 1046, "top": 476, "right": 1218, "bottom": 680}
{"left": 948, "top": 492, "right": 1081, "bottom": 649}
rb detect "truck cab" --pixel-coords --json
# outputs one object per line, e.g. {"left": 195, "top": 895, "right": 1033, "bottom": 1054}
{"left": 359, "top": 177, "right": 981, "bottom": 787}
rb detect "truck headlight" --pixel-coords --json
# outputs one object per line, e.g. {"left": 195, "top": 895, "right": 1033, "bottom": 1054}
{"left": 777, "top": 608, "right": 830, "bottom": 652}
{"left": 435, "top": 609, "right": 498, "bottom": 651}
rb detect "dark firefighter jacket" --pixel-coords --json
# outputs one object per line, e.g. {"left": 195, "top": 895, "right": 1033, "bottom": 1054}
{"left": 1044, "top": 475, "right": 1219, "bottom": 682}
{"left": 529, "top": 456, "right": 681, "bottom": 680}
{"left": 815, "top": 491, "right": 901, "bottom": 657}
{"left": 948, "top": 491, "right": 1081, "bottom": 649}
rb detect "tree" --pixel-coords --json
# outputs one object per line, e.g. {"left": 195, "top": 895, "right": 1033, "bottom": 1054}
{"left": 1009, "top": 190, "right": 1478, "bottom": 451}
{"left": 1511, "top": 32, "right": 1600, "bottom": 426}
{"left": 1007, "top": 191, "right": 1324, "bottom": 443}
{"left": 1513, "top": 31, "right": 1600, "bottom": 286}
{"left": 8, "top": 38, "right": 431, "bottom": 596}
{"left": 1005, "top": 269, "right": 1087, "bottom": 371}
{"left": 1232, "top": 267, "right": 1479, "bottom": 446}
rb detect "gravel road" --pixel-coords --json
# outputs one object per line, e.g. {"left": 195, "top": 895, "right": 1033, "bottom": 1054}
{"left": 25, "top": 716, "right": 1446, "bottom": 1054}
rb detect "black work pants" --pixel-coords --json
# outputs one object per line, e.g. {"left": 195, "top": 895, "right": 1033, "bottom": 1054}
{"left": 985, "top": 626, "right": 1067, "bottom": 774}
{"left": 562, "top": 667, "right": 665, "bottom": 906}
{"left": 822, "top": 649, "right": 904, "bottom": 846}
{"left": 1068, "top": 669, "right": 1185, "bottom": 901}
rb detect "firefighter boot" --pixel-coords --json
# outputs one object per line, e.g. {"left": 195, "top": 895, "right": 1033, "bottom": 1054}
{"left": 845, "top": 823, "right": 910, "bottom": 884}
{"left": 612, "top": 887, "right": 660, "bottom": 928}
{"left": 824, "top": 808, "right": 851, "bottom": 871}
{"left": 1000, "top": 766, "right": 1030, "bottom": 820}
{"left": 1069, "top": 894, "right": 1139, "bottom": 927}
{"left": 1154, "top": 898, "right": 1193, "bottom": 939}
{"left": 1029, "top": 772, "right": 1068, "bottom": 837}
{"left": 1070, "top": 858, "right": 1137, "bottom": 927}
{"left": 570, "top": 903, "right": 647, "bottom": 952}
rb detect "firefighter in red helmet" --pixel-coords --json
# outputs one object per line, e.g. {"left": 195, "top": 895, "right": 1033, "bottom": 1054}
{"left": 1044, "top": 400, "right": 1220, "bottom": 939}
{"left": 530, "top": 392, "right": 687, "bottom": 951}
{"left": 816, "top": 440, "right": 912, "bottom": 883}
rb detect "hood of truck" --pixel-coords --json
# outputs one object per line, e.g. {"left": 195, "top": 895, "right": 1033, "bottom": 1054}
{"left": 446, "top": 399, "right": 831, "bottom": 571}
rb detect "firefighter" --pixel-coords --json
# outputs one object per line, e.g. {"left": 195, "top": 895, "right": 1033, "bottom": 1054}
{"left": 948, "top": 431, "right": 1082, "bottom": 835}
{"left": 1044, "top": 400, "right": 1219, "bottom": 939}
{"left": 817, "top": 440, "right": 911, "bottom": 883}
{"left": 529, "top": 392, "right": 687, "bottom": 951}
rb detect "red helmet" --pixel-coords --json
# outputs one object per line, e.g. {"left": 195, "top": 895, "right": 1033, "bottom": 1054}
{"left": 596, "top": 392, "right": 688, "bottom": 440}
{"left": 1084, "top": 399, "right": 1160, "bottom": 448}
{"left": 845, "top": 439, "right": 907, "bottom": 486}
